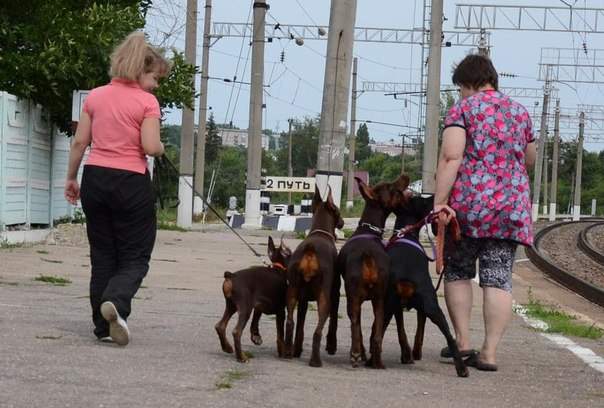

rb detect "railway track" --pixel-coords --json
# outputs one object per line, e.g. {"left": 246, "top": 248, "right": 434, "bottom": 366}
{"left": 526, "top": 219, "right": 604, "bottom": 308}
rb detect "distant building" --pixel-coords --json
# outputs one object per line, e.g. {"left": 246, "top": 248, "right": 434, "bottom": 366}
{"left": 216, "top": 128, "right": 278, "bottom": 150}
{"left": 369, "top": 139, "right": 417, "bottom": 157}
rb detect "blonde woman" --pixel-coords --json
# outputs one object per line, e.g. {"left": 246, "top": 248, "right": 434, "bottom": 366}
{"left": 65, "top": 32, "right": 169, "bottom": 346}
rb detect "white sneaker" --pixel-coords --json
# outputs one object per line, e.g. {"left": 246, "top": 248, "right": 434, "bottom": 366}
{"left": 98, "top": 336, "right": 114, "bottom": 343}
{"left": 100, "top": 301, "right": 130, "bottom": 346}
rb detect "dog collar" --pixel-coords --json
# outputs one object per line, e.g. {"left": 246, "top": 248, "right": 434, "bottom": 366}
{"left": 359, "top": 222, "right": 384, "bottom": 235}
{"left": 309, "top": 229, "right": 336, "bottom": 241}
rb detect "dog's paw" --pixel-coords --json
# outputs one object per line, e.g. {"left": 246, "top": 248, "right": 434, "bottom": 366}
{"left": 251, "top": 334, "right": 263, "bottom": 346}
{"left": 351, "top": 352, "right": 363, "bottom": 368}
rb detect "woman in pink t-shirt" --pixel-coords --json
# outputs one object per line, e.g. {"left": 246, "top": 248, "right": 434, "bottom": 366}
{"left": 65, "top": 32, "right": 169, "bottom": 346}
{"left": 434, "top": 55, "right": 537, "bottom": 371}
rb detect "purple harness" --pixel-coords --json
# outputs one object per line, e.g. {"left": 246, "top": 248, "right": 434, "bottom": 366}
{"left": 346, "top": 233, "right": 384, "bottom": 246}
{"left": 388, "top": 237, "right": 435, "bottom": 262}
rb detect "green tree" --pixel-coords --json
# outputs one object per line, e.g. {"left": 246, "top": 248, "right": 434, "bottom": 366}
{"left": 355, "top": 123, "right": 371, "bottom": 162}
{"left": 276, "top": 117, "right": 320, "bottom": 177}
{"left": 0, "top": 0, "right": 195, "bottom": 132}
{"left": 204, "top": 113, "right": 222, "bottom": 164}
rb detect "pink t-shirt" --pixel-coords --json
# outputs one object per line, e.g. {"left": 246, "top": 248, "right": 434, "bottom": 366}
{"left": 82, "top": 78, "right": 161, "bottom": 174}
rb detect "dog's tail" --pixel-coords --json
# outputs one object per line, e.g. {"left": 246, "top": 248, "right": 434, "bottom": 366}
{"left": 222, "top": 271, "right": 234, "bottom": 298}
{"left": 361, "top": 252, "right": 379, "bottom": 287}
{"left": 299, "top": 244, "right": 319, "bottom": 282}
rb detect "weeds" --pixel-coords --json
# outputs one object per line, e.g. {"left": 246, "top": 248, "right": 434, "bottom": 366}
{"left": 215, "top": 369, "right": 248, "bottom": 390}
{"left": 36, "top": 250, "right": 49, "bottom": 255}
{"left": 521, "top": 291, "right": 603, "bottom": 340}
{"left": 34, "top": 275, "right": 72, "bottom": 286}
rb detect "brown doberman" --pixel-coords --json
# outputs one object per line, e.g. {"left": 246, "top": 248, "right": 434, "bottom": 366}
{"left": 336, "top": 175, "right": 410, "bottom": 368}
{"left": 215, "top": 236, "right": 292, "bottom": 362}
{"left": 284, "top": 186, "right": 344, "bottom": 367}
{"left": 384, "top": 193, "right": 469, "bottom": 377}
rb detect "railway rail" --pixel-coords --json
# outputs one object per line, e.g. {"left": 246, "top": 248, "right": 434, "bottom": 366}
{"left": 526, "top": 219, "right": 604, "bottom": 308}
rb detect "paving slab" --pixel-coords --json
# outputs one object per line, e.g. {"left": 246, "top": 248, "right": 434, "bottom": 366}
{"left": 1, "top": 228, "right": 602, "bottom": 408}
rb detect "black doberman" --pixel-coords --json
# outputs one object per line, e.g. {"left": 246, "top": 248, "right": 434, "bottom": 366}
{"left": 384, "top": 193, "right": 469, "bottom": 377}
{"left": 336, "top": 175, "right": 409, "bottom": 369}
{"left": 215, "top": 236, "right": 292, "bottom": 362}
{"left": 284, "top": 186, "right": 344, "bottom": 367}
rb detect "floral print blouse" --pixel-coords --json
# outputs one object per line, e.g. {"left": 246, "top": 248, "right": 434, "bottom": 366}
{"left": 443, "top": 89, "right": 534, "bottom": 246}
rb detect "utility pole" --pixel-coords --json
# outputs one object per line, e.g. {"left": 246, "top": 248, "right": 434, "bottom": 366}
{"left": 573, "top": 112, "right": 585, "bottom": 221}
{"left": 346, "top": 57, "right": 358, "bottom": 210}
{"left": 549, "top": 99, "right": 560, "bottom": 222}
{"left": 177, "top": 0, "right": 197, "bottom": 228}
{"left": 194, "top": 0, "right": 213, "bottom": 215}
{"left": 401, "top": 134, "right": 406, "bottom": 173}
{"left": 421, "top": 0, "right": 444, "bottom": 194}
{"left": 531, "top": 65, "right": 551, "bottom": 221}
{"left": 543, "top": 144, "right": 548, "bottom": 215}
{"left": 288, "top": 118, "right": 293, "bottom": 205}
{"left": 316, "top": 0, "right": 358, "bottom": 206}
{"left": 242, "top": 0, "right": 268, "bottom": 228}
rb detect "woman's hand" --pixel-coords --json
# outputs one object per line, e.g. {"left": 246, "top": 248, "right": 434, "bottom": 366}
{"left": 65, "top": 178, "right": 80, "bottom": 205}
{"left": 433, "top": 204, "right": 456, "bottom": 224}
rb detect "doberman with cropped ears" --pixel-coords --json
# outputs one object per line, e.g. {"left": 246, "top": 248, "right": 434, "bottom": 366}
{"left": 284, "top": 186, "right": 344, "bottom": 367}
{"left": 336, "top": 175, "right": 410, "bottom": 368}
{"left": 384, "top": 192, "right": 469, "bottom": 377}
{"left": 215, "top": 236, "right": 292, "bottom": 362}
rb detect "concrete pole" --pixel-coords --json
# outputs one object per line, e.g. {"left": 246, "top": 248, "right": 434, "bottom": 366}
{"left": 592, "top": 199, "right": 597, "bottom": 216}
{"left": 572, "top": 112, "right": 585, "bottom": 221}
{"left": 177, "top": 0, "right": 197, "bottom": 228}
{"left": 287, "top": 118, "right": 293, "bottom": 205}
{"left": 421, "top": 0, "right": 444, "bottom": 194}
{"left": 543, "top": 143, "right": 548, "bottom": 215}
{"left": 242, "top": 0, "right": 268, "bottom": 229}
{"left": 549, "top": 99, "right": 560, "bottom": 222}
{"left": 346, "top": 57, "right": 358, "bottom": 210}
{"left": 316, "top": 0, "right": 358, "bottom": 206}
{"left": 531, "top": 66, "right": 551, "bottom": 221}
{"left": 401, "top": 134, "right": 406, "bottom": 173}
{"left": 193, "top": 0, "right": 213, "bottom": 215}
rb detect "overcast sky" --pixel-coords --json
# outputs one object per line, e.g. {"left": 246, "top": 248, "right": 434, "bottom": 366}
{"left": 145, "top": 0, "right": 604, "bottom": 152}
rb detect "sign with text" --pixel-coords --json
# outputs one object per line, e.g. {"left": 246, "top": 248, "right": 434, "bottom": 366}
{"left": 263, "top": 176, "right": 315, "bottom": 193}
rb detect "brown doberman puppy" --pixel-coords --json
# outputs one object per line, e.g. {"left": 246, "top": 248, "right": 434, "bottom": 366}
{"left": 336, "top": 175, "right": 410, "bottom": 368}
{"left": 284, "top": 186, "right": 344, "bottom": 367}
{"left": 383, "top": 193, "right": 469, "bottom": 377}
{"left": 215, "top": 236, "right": 292, "bottom": 363}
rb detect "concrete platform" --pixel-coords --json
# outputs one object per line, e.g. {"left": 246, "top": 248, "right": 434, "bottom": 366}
{"left": 0, "top": 229, "right": 602, "bottom": 408}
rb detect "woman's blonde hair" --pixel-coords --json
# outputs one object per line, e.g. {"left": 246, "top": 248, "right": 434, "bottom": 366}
{"left": 110, "top": 31, "right": 171, "bottom": 81}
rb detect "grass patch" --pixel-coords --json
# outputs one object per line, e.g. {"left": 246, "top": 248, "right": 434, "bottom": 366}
{"left": 522, "top": 296, "right": 603, "bottom": 340}
{"left": 156, "top": 208, "right": 188, "bottom": 232}
{"left": 40, "top": 258, "right": 63, "bottom": 264}
{"left": 340, "top": 200, "right": 364, "bottom": 218}
{"left": 0, "top": 239, "right": 24, "bottom": 249}
{"left": 157, "top": 221, "right": 188, "bottom": 232}
{"left": 34, "top": 275, "right": 72, "bottom": 286}
{"left": 0, "top": 281, "right": 19, "bottom": 286}
{"left": 36, "top": 250, "right": 49, "bottom": 255}
{"left": 215, "top": 369, "right": 248, "bottom": 390}
{"left": 243, "top": 351, "right": 254, "bottom": 359}
{"left": 342, "top": 228, "right": 354, "bottom": 239}
{"left": 295, "top": 231, "right": 306, "bottom": 240}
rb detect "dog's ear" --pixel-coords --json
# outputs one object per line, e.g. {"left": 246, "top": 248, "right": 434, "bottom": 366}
{"left": 393, "top": 174, "right": 410, "bottom": 193}
{"left": 355, "top": 176, "right": 375, "bottom": 201}
{"left": 312, "top": 184, "right": 322, "bottom": 212}
{"left": 267, "top": 236, "right": 276, "bottom": 259}
{"left": 326, "top": 185, "right": 335, "bottom": 208}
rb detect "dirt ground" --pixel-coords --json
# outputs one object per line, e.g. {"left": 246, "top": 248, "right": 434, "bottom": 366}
{"left": 1, "top": 225, "right": 602, "bottom": 408}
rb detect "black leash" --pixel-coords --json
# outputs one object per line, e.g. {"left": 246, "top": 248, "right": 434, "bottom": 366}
{"left": 155, "top": 155, "right": 265, "bottom": 260}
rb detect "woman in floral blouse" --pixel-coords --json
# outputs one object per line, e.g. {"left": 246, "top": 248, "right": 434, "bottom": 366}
{"left": 434, "top": 54, "right": 536, "bottom": 371}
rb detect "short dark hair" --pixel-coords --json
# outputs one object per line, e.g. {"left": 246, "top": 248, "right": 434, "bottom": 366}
{"left": 452, "top": 54, "right": 498, "bottom": 91}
